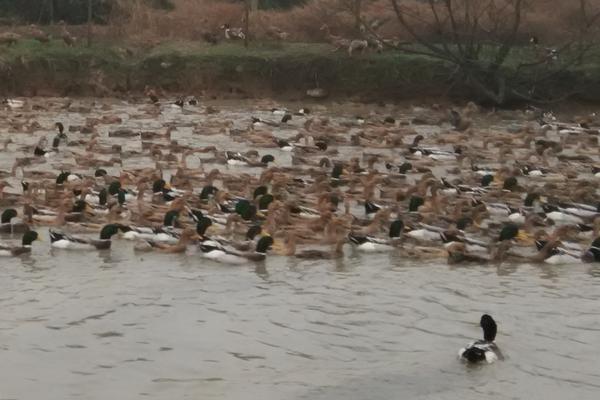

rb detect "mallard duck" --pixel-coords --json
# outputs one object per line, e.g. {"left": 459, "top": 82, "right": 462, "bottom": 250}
{"left": 0, "top": 208, "right": 29, "bottom": 234}
{"left": 49, "top": 224, "right": 121, "bottom": 250}
{"left": 0, "top": 231, "right": 40, "bottom": 256}
{"left": 119, "top": 224, "right": 180, "bottom": 244}
{"left": 459, "top": 314, "right": 503, "bottom": 364}
{"left": 542, "top": 205, "right": 584, "bottom": 225}
{"left": 348, "top": 220, "right": 403, "bottom": 252}
{"left": 199, "top": 236, "right": 274, "bottom": 265}
{"left": 441, "top": 230, "right": 488, "bottom": 254}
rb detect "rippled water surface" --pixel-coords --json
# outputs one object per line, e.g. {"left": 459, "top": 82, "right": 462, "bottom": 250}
{"left": 1, "top": 99, "right": 599, "bottom": 399}
{"left": 2, "top": 247, "right": 600, "bottom": 400}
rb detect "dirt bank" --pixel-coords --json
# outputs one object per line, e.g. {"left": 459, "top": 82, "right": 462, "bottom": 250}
{"left": 1, "top": 40, "right": 599, "bottom": 104}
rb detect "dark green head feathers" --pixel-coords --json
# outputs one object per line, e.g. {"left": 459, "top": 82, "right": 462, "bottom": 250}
{"left": 256, "top": 236, "right": 274, "bottom": 254}
{"left": 1, "top": 208, "right": 18, "bottom": 224}
{"left": 499, "top": 223, "right": 519, "bottom": 242}
{"left": 196, "top": 217, "right": 213, "bottom": 236}
{"left": 253, "top": 186, "right": 268, "bottom": 199}
{"left": 409, "top": 196, "right": 425, "bottom": 212}
{"left": 108, "top": 181, "right": 122, "bottom": 196}
{"left": 481, "top": 174, "right": 494, "bottom": 187}
{"left": 163, "top": 210, "right": 180, "bottom": 227}
{"left": 389, "top": 220, "right": 404, "bottom": 238}
{"left": 258, "top": 194, "right": 274, "bottom": 211}
{"left": 200, "top": 185, "right": 219, "bottom": 200}
{"left": 22, "top": 231, "right": 39, "bottom": 246}
{"left": 99, "top": 224, "right": 121, "bottom": 240}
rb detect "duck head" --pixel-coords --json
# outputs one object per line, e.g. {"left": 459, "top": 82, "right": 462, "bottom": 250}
{"left": 22, "top": 231, "right": 39, "bottom": 246}
{"left": 524, "top": 192, "right": 542, "bottom": 208}
{"left": 196, "top": 217, "right": 213, "bottom": 237}
{"left": 256, "top": 236, "right": 274, "bottom": 254}
{"left": 117, "top": 189, "right": 126, "bottom": 206}
{"left": 200, "top": 185, "right": 219, "bottom": 201}
{"left": 98, "top": 188, "right": 108, "bottom": 206}
{"left": 315, "top": 141, "right": 328, "bottom": 151}
{"left": 108, "top": 181, "right": 121, "bottom": 196}
{"left": 408, "top": 196, "right": 424, "bottom": 212}
{"left": 56, "top": 171, "right": 71, "bottom": 185}
{"left": 498, "top": 223, "right": 520, "bottom": 242}
{"left": 331, "top": 164, "right": 345, "bottom": 179}
{"left": 253, "top": 185, "right": 268, "bottom": 199}
{"left": 163, "top": 210, "right": 180, "bottom": 227}
{"left": 261, "top": 154, "right": 275, "bottom": 165}
{"left": 389, "top": 219, "right": 404, "bottom": 238}
{"left": 72, "top": 200, "right": 90, "bottom": 213}
{"left": 398, "top": 162, "right": 413, "bottom": 174}
{"left": 258, "top": 194, "right": 274, "bottom": 211}
{"left": 1, "top": 208, "right": 18, "bottom": 224}
{"left": 152, "top": 179, "right": 169, "bottom": 194}
{"left": 480, "top": 314, "right": 497, "bottom": 341}
{"left": 99, "top": 224, "right": 121, "bottom": 240}
{"left": 481, "top": 174, "right": 494, "bottom": 187}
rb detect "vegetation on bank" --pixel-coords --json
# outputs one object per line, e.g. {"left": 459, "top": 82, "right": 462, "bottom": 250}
{"left": 0, "top": 39, "right": 599, "bottom": 103}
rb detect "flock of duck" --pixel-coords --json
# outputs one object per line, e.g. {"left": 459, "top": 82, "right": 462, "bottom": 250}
{"left": 0, "top": 96, "right": 600, "bottom": 274}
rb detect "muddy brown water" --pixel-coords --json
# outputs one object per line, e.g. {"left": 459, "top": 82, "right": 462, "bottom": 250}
{"left": 0, "top": 98, "right": 599, "bottom": 399}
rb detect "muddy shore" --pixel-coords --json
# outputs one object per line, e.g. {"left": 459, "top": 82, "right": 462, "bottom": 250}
{"left": 1, "top": 40, "right": 600, "bottom": 104}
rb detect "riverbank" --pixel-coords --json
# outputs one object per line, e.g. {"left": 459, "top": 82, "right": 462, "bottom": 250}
{"left": 1, "top": 40, "right": 599, "bottom": 103}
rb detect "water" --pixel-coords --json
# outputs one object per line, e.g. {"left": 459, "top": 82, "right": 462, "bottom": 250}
{"left": 1, "top": 244, "right": 599, "bottom": 399}
{"left": 1, "top": 99, "right": 599, "bottom": 399}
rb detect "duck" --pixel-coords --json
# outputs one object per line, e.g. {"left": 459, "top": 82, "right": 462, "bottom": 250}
{"left": 0, "top": 208, "right": 30, "bottom": 234}
{"left": 0, "top": 231, "right": 40, "bottom": 256}
{"left": 542, "top": 204, "right": 584, "bottom": 225}
{"left": 278, "top": 231, "right": 346, "bottom": 259}
{"left": 134, "top": 228, "right": 198, "bottom": 253}
{"left": 348, "top": 220, "right": 403, "bottom": 252}
{"left": 49, "top": 224, "right": 122, "bottom": 250}
{"left": 199, "top": 235, "right": 274, "bottom": 265}
{"left": 459, "top": 314, "right": 503, "bottom": 364}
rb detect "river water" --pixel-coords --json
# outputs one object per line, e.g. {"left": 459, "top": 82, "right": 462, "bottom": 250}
{"left": 0, "top": 99, "right": 599, "bottom": 399}
{"left": 2, "top": 247, "right": 600, "bottom": 399}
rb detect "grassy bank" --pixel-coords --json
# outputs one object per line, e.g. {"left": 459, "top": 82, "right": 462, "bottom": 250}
{"left": 1, "top": 39, "right": 599, "bottom": 103}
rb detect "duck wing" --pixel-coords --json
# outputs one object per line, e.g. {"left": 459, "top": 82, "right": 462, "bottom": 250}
{"left": 348, "top": 233, "right": 388, "bottom": 245}
{"left": 49, "top": 230, "right": 91, "bottom": 245}
{"left": 0, "top": 243, "right": 14, "bottom": 251}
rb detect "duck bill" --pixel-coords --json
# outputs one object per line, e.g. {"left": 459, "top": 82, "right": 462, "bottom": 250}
{"left": 516, "top": 231, "right": 533, "bottom": 244}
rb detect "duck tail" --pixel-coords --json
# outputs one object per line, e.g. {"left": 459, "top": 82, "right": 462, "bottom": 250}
{"left": 48, "top": 230, "right": 64, "bottom": 243}
{"left": 348, "top": 233, "right": 366, "bottom": 245}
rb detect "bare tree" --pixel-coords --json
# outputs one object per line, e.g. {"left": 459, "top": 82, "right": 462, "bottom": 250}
{"left": 87, "top": 0, "right": 93, "bottom": 47}
{"left": 383, "top": 0, "right": 598, "bottom": 105}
